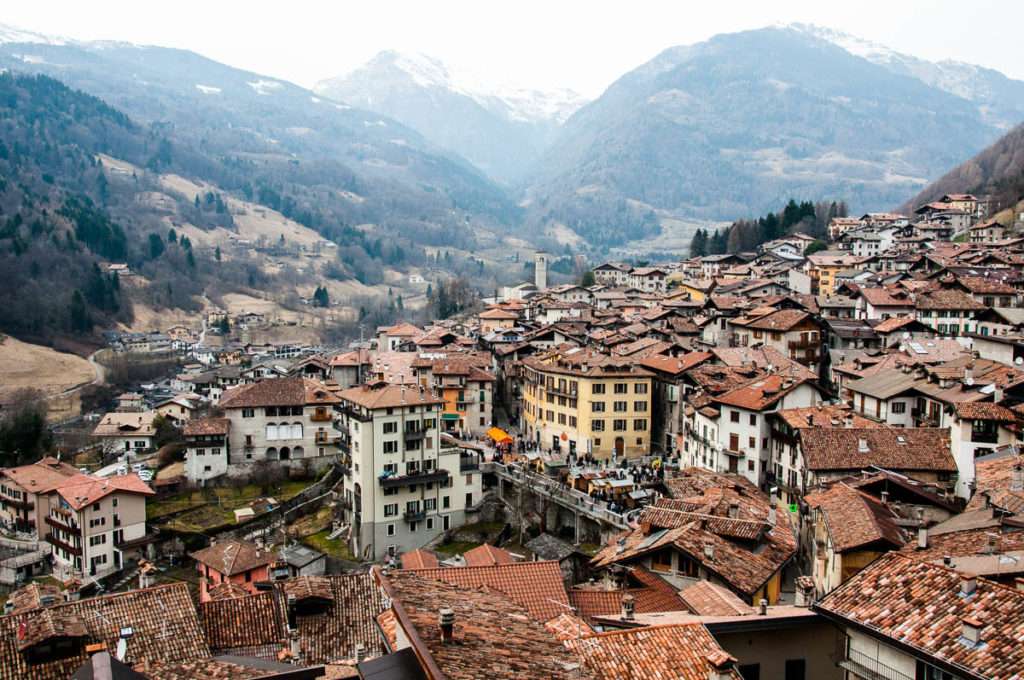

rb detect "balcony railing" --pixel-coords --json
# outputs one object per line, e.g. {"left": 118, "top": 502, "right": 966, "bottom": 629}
{"left": 788, "top": 337, "right": 819, "bottom": 350}
{"left": 402, "top": 510, "right": 426, "bottom": 522}
{"left": 460, "top": 455, "right": 481, "bottom": 473}
{"left": 839, "top": 646, "right": 914, "bottom": 680}
{"left": 971, "top": 430, "right": 999, "bottom": 443}
{"left": 45, "top": 514, "right": 74, "bottom": 531}
{"left": 339, "top": 406, "right": 373, "bottom": 423}
{"left": 310, "top": 411, "right": 334, "bottom": 422}
{"left": 404, "top": 429, "right": 426, "bottom": 442}
{"left": 911, "top": 407, "right": 939, "bottom": 426}
{"left": 378, "top": 469, "right": 449, "bottom": 489}
{"left": 46, "top": 532, "right": 82, "bottom": 557}
{"left": 0, "top": 496, "right": 33, "bottom": 510}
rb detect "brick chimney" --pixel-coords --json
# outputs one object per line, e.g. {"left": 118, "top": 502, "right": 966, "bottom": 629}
{"left": 439, "top": 607, "right": 455, "bottom": 644}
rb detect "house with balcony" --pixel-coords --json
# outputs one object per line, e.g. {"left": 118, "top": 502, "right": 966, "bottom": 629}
{"left": 334, "top": 383, "right": 481, "bottom": 561}
{"left": 414, "top": 356, "right": 495, "bottom": 436}
{"left": 0, "top": 457, "right": 79, "bottom": 534}
{"left": 190, "top": 538, "right": 281, "bottom": 602}
{"left": 44, "top": 473, "right": 154, "bottom": 580}
{"left": 217, "top": 377, "right": 341, "bottom": 468}
{"left": 814, "top": 552, "right": 1024, "bottom": 680}
{"left": 91, "top": 412, "right": 159, "bottom": 457}
{"left": 728, "top": 308, "right": 823, "bottom": 371}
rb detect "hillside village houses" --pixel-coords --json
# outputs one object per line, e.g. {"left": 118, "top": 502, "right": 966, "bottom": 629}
{"left": 9, "top": 191, "right": 1024, "bottom": 678}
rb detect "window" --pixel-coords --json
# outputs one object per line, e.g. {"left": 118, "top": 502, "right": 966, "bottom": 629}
{"left": 633, "top": 400, "right": 647, "bottom": 412}
{"left": 592, "top": 384, "right": 606, "bottom": 395}
{"left": 651, "top": 547, "right": 673, "bottom": 572}
{"left": 729, "top": 433, "right": 739, "bottom": 450}
{"left": 406, "top": 461, "right": 420, "bottom": 475}
{"left": 93, "top": 502, "right": 101, "bottom": 511}
{"left": 383, "top": 422, "right": 397, "bottom": 434}
{"left": 633, "top": 419, "right": 647, "bottom": 431}
{"left": 425, "top": 498, "right": 436, "bottom": 511}
{"left": 592, "top": 420, "right": 605, "bottom": 431}
{"left": 614, "top": 401, "right": 627, "bottom": 412}
{"left": 634, "top": 383, "right": 648, "bottom": 394}
{"left": 443, "top": 496, "right": 450, "bottom": 509}
{"left": 383, "top": 441, "right": 398, "bottom": 454}
{"left": 730, "top": 411, "right": 740, "bottom": 423}
{"left": 558, "top": 413, "right": 567, "bottom": 424}
{"left": 387, "top": 524, "right": 396, "bottom": 536}
{"left": 383, "top": 463, "right": 397, "bottom": 476}
{"left": 593, "top": 402, "right": 606, "bottom": 412}
{"left": 546, "top": 410, "right": 554, "bottom": 421}
{"left": 749, "top": 414, "right": 757, "bottom": 426}
{"left": 242, "top": 408, "right": 254, "bottom": 418}
{"left": 784, "top": 659, "right": 805, "bottom": 680}
{"left": 384, "top": 504, "right": 398, "bottom": 517}
{"left": 569, "top": 416, "right": 577, "bottom": 428}
{"left": 426, "top": 517, "right": 434, "bottom": 530}
{"left": 465, "top": 492, "right": 474, "bottom": 506}
{"left": 892, "top": 402, "right": 906, "bottom": 414}
{"left": 614, "top": 383, "right": 628, "bottom": 394}
{"left": 613, "top": 419, "right": 627, "bottom": 431}
{"left": 594, "top": 438, "right": 602, "bottom": 446}
{"left": 749, "top": 437, "right": 756, "bottom": 448}
{"left": 112, "top": 498, "right": 117, "bottom": 508}
{"left": 409, "top": 521, "right": 418, "bottom": 532}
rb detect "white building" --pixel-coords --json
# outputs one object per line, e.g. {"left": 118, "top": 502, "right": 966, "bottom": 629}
{"left": 335, "top": 383, "right": 482, "bottom": 561}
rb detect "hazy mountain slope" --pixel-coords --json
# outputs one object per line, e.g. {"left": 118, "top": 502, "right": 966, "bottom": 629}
{"left": 526, "top": 26, "right": 1011, "bottom": 246}
{"left": 797, "top": 23, "right": 1024, "bottom": 131}
{"left": 0, "top": 28, "right": 517, "bottom": 228}
{"left": 898, "top": 121, "right": 1024, "bottom": 214}
{"left": 315, "top": 51, "right": 586, "bottom": 182}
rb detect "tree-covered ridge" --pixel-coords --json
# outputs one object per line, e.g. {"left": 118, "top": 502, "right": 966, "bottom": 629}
{"left": 689, "top": 198, "right": 848, "bottom": 256}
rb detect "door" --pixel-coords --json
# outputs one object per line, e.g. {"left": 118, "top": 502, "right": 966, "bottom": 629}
{"left": 614, "top": 437, "right": 624, "bottom": 457}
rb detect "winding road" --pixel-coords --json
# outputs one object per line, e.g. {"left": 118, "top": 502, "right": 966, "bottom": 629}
{"left": 46, "top": 348, "right": 107, "bottom": 401}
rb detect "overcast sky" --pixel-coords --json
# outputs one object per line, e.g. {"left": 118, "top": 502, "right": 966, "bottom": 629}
{"left": 4, "top": 0, "right": 1022, "bottom": 98}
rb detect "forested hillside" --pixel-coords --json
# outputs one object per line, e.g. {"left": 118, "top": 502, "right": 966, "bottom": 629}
{"left": 689, "top": 199, "right": 846, "bottom": 256}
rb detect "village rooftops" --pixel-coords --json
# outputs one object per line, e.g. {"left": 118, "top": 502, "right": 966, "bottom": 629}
{"left": 772, "top": 405, "right": 884, "bottom": 430}
{"left": 336, "top": 383, "right": 445, "bottom": 410}
{"left": 711, "top": 374, "right": 810, "bottom": 411}
{"left": 218, "top": 378, "right": 340, "bottom": 409}
{"left": 91, "top": 412, "right": 159, "bottom": 438}
{"left": 799, "top": 427, "right": 956, "bottom": 473}
{"left": 814, "top": 552, "right": 1024, "bottom": 680}
{"left": 804, "top": 482, "right": 907, "bottom": 553}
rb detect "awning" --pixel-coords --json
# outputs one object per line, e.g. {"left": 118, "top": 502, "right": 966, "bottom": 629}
{"left": 487, "top": 426, "right": 514, "bottom": 444}
{"left": 441, "top": 413, "right": 460, "bottom": 421}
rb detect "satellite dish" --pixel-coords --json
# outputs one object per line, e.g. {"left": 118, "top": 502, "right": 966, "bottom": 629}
{"left": 966, "top": 377, "right": 975, "bottom": 386}
{"left": 115, "top": 638, "right": 127, "bottom": 662}
{"left": 1016, "top": 357, "right": 1023, "bottom": 366}
{"left": 715, "top": 443, "right": 724, "bottom": 453}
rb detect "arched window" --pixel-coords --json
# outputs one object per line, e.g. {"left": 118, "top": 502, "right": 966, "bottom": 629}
{"left": 292, "top": 446, "right": 304, "bottom": 459}
{"left": 266, "top": 423, "right": 278, "bottom": 440}
{"left": 291, "top": 422, "right": 303, "bottom": 439}
{"left": 266, "top": 447, "right": 278, "bottom": 459}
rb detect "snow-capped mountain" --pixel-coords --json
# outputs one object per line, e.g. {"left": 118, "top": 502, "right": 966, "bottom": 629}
{"left": 791, "top": 23, "right": 1024, "bottom": 129}
{"left": 315, "top": 51, "right": 587, "bottom": 182}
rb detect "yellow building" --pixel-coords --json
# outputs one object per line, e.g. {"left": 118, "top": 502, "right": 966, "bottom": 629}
{"left": 665, "top": 278, "right": 714, "bottom": 303}
{"left": 520, "top": 349, "right": 652, "bottom": 460}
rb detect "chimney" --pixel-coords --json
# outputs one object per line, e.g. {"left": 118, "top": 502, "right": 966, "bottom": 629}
{"left": 621, "top": 593, "right": 636, "bottom": 621}
{"left": 845, "top": 414, "right": 855, "bottom": 429}
{"left": 289, "top": 631, "right": 300, "bottom": 663}
{"left": 995, "top": 383, "right": 1005, "bottom": 404}
{"left": 768, "top": 504, "right": 777, "bottom": 526}
{"left": 728, "top": 503, "right": 739, "bottom": 519}
{"left": 287, "top": 594, "right": 298, "bottom": 630}
{"left": 355, "top": 643, "right": 366, "bottom": 664}
{"left": 616, "top": 537, "right": 627, "bottom": 555}
{"left": 960, "top": 574, "right": 978, "bottom": 597}
{"left": 857, "top": 436, "right": 869, "bottom": 452}
{"left": 1012, "top": 465, "right": 1024, "bottom": 491}
{"left": 706, "top": 651, "right": 738, "bottom": 680}
{"left": 704, "top": 538, "right": 715, "bottom": 562}
{"left": 880, "top": 490, "right": 889, "bottom": 505}
{"left": 758, "top": 599, "right": 768, "bottom": 615}
{"left": 943, "top": 555, "right": 953, "bottom": 567}
{"left": 794, "top": 577, "right": 815, "bottom": 607}
{"left": 808, "top": 414, "right": 814, "bottom": 427}
{"left": 965, "top": 362, "right": 974, "bottom": 384}
{"left": 439, "top": 607, "right": 455, "bottom": 644}
{"left": 917, "top": 527, "right": 929, "bottom": 550}
{"left": 1014, "top": 578, "right": 1024, "bottom": 592}
{"left": 988, "top": 535, "right": 998, "bottom": 555}
{"left": 961, "top": 617, "right": 983, "bottom": 646}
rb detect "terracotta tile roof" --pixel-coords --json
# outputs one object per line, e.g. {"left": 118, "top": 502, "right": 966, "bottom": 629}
{"left": 967, "top": 455, "right": 1024, "bottom": 514}
{"left": 856, "top": 286, "right": 912, "bottom": 307}
{"left": 804, "top": 483, "right": 908, "bottom": 553}
{"left": 199, "top": 574, "right": 380, "bottom": 665}
{"left": 479, "top": 308, "right": 519, "bottom": 319}
{"left": 281, "top": 575, "right": 334, "bottom": 603}
{"left": 815, "top": 552, "right": 1024, "bottom": 680}
{"left": 901, "top": 524, "right": 1024, "bottom": 563}
{"left": 955, "top": 277, "right": 1017, "bottom": 294}
{"left": 663, "top": 467, "right": 760, "bottom": 500}
{"left": 677, "top": 580, "right": 754, "bottom": 616}
{"left": 336, "top": 383, "right": 445, "bottom": 410}
{"left": 219, "top": 377, "right": 340, "bottom": 409}
{"left": 872, "top": 316, "right": 917, "bottom": 333}
{"left": 800, "top": 427, "right": 956, "bottom": 473}
{"left": 712, "top": 374, "right": 809, "bottom": 411}
{"left": 145, "top": 658, "right": 279, "bottom": 680}
{"left": 741, "top": 309, "right": 811, "bottom": 332}
{"left": 954, "top": 402, "right": 1017, "bottom": 422}
{"left": 384, "top": 322, "right": 422, "bottom": 337}
{"left": 16, "top": 610, "right": 87, "bottom": 651}
{"left": 382, "top": 571, "right": 589, "bottom": 680}
{"left": 568, "top": 568, "right": 684, "bottom": 621}
{"left": 0, "top": 457, "right": 79, "bottom": 493}
{"left": 0, "top": 583, "right": 207, "bottom": 680}
{"left": 190, "top": 540, "right": 277, "bottom": 577}
{"left": 545, "top": 612, "right": 596, "bottom": 640}
{"left": 199, "top": 591, "right": 283, "bottom": 650}
{"left": 639, "top": 352, "right": 713, "bottom": 376}
{"left": 53, "top": 473, "right": 154, "bottom": 510}
{"left": 376, "top": 610, "right": 398, "bottom": 651}
{"left": 773, "top": 405, "right": 883, "bottom": 429}
{"left": 91, "top": 411, "right": 159, "bottom": 438}
{"left": 400, "top": 549, "right": 439, "bottom": 569}
{"left": 565, "top": 623, "right": 742, "bottom": 680}
{"left": 914, "top": 287, "right": 986, "bottom": 311}
{"left": 182, "top": 418, "right": 231, "bottom": 436}
{"left": 403, "top": 561, "right": 570, "bottom": 622}
{"left": 205, "top": 580, "right": 252, "bottom": 601}
{"left": 462, "top": 544, "right": 515, "bottom": 567}
{"left": 7, "top": 583, "right": 61, "bottom": 616}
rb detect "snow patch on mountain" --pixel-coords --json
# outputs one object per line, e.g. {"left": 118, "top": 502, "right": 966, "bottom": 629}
{"left": 248, "top": 79, "right": 283, "bottom": 95}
